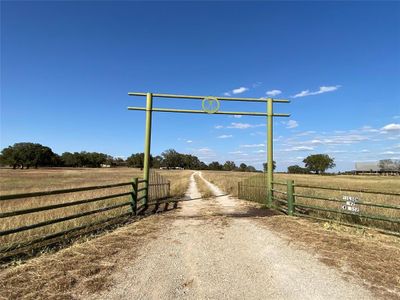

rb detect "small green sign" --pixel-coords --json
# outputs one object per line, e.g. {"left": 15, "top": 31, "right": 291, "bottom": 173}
{"left": 202, "top": 97, "right": 220, "bottom": 114}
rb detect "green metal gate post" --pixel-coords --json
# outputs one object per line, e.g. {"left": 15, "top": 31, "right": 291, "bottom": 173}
{"left": 287, "top": 180, "right": 295, "bottom": 216}
{"left": 267, "top": 98, "right": 273, "bottom": 208}
{"left": 143, "top": 92, "right": 153, "bottom": 208}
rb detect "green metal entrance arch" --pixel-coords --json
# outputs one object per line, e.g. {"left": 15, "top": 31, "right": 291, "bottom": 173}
{"left": 127, "top": 92, "right": 290, "bottom": 209}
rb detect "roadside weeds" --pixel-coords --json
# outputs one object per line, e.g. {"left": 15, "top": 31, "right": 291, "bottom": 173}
{"left": 0, "top": 213, "right": 171, "bottom": 300}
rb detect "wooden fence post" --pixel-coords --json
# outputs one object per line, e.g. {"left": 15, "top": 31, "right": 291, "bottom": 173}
{"left": 287, "top": 180, "right": 295, "bottom": 216}
{"left": 131, "top": 178, "right": 138, "bottom": 215}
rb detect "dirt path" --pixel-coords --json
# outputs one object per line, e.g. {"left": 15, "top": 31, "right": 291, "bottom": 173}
{"left": 97, "top": 171, "right": 373, "bottom": 300}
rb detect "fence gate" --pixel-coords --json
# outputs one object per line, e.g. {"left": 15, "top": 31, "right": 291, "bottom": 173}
{"left": 238, "top": 174, "right": 289, "bottom": 213}
{"left": 238, "top": 176, "right": 400, "bottom": 236}
{"left": 127, "top": 92, "right": 291, "bottom": 208}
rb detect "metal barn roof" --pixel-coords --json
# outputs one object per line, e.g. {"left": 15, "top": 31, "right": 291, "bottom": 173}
{"left": 355, "top": 162, "right": 380, "bottom": 172}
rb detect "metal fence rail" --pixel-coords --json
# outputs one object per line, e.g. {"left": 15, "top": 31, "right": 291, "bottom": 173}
{"left": 0, "top": 171, "right": 171, "bottom": 259}
{"left": 238, "top": 175, "right": 400, "bottom": 236}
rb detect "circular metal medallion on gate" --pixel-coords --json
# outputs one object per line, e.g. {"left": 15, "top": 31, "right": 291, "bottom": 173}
{"left": 202, "top": 97, "right": 220, "bottom": 114}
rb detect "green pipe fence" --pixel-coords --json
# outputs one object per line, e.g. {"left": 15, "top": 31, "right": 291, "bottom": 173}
{"left": 238, "top": 175, "right": 400, "bottom": 236}
{"left": 0, "top": 182, "right": 133, "bottom": 201}
{"left": 0, "top": 172, "right": 171, "bottom": 259}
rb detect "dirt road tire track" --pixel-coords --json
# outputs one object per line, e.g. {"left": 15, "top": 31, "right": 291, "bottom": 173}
{"left": 97, "top": 172, "right": 372, "bottom": 300}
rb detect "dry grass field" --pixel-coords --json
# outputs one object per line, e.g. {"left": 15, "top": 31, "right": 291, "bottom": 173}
{"left": 194, "top": 173, "right": 213, "bottom": 199}
{"left": 1, "top": 168, "right": 399, "bottom": 253}
{"left": 0, "top": 168, "right": 192, "bottom": 251}
{"left": 1, "top": 168, "right": 400, "bottom": 300}
{"left": 201, "top": 171, "right": 400, "bottom": 196}
{"left": 202, "top": 171, "right": 400, "bottom": 232}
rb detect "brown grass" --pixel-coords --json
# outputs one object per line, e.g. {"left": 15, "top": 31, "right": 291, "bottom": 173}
{"left": 201, "top": 171, "right": 400, "bottom": 196}
{"left": 201, "top": 171, "right": 400, "bottom": 232}
{"left": 0, "top": 168, "right": 192, "bottom": 251}
{"left": 157, "top": 169, "right": 192, "bottom": 198}
{"left": 194, "top": 173, "right": 213, "bottom": 198}
{"left": 0, "top": 212, "right": 170, "bottom": 300}
{"left": 254, "top": 214, "right": 400, "bottom": 299}
{"left": 1, "top": 169, "right": 399, "bottom": 299}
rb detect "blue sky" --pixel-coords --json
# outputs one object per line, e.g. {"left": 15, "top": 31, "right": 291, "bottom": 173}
{"left": 1, "top": 1, "right": 399, "bottom": 171}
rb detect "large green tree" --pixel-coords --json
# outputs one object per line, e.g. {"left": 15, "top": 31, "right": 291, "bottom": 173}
{"left": 287, "top": 165, "right": 309, "bottom": 174}
{"left": 208, "top": 161, "right": 223, "bottom": 170}
{"left": 61, "top": 151, "right": 108, "bottom": 167}
{"left": 126, "top": 153, "right": 152, "bottom": 168}
{"left": 303, "top": 154, "right": 335, "bottom": 174}
{"left": 0, "top": 143, "right": 58, "bottom": 169}
{"left": 223, "top": 161, "right": 236, "bottom": 171}
{"left": 161, "top": 149, "right": 183, "bottom": 168}
{"left": 239, "top": 163, "right": 248, "bottom": 172}
{"left": 263, "top": 161, "right": 276, "bottom": 172}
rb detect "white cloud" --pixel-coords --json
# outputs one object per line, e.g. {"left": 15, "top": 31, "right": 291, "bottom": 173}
{"left": 186, "top": 140, "right": 193, "bottom": 143}
{"left": 223, "top": 92, "right": 231, "bottom": 96}
{"left": 253, "top": 149, "right": 265, "bottom": 153}
{"left": 189, "top": 147, "right": 216, "bottom": 161}
{"left": 361, "top": 149, "right": 370, "bottom": 153}
{"left": 360, "top": 126, "right": 379, "bottom": 133}
{"left": 217, "top": 134, "right": 233, "bottom": 139}
{"left": 292, "top": 90, "right": 310, "bottom": 98}
{"left": 233, "top": 115, "right": 242, "bottom": 119}
{"left": 227, "top": 122, "right": 265, "bottom": 129}
{"left": 295, "top": 131, "right": 316, "bottom": 137}
{"left": 286, "top": 120, "right": 299, "bottom": 129}
{"left": 197, "top": 147, "right": 212, "bottom": 153}
{"left": 228, "top": 123, "right": 252, "bottom": 129}
{"left": 252, "top": 82, "right": 262, "bottom": 88}
{"left": 297, "top": 134, "right": 369, "bottom": 146}
{"left": 232, "top": 87, "right": 249, "bottom": 94}
{"left": 284, "top": 146, "right": 314, "bottom": 152}
{"left": 381, "top": 123, "right": 400, "bottom": 132}
{"left": 292, "top": 85, "right": 341, "bottom": 98}
{"left": 381, "top": 151, "right": 400, "bottom": 155}
{"left": 229, "top": 151, "right": 243, "bottom": 154}
{"left": 240, "top": 144, "right": 265, "bottom": 148}
{"left": 266, "top": 89, "right": 282, "bottom": 97}
{"left": 214, "top": 125, "right": 224, "bottom": 129}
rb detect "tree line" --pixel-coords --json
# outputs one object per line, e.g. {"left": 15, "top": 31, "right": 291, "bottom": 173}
{"left": 126, "top": 149, "right": 263, "bottom": 171}
{"left": 0, "top": 143, "right": 126, "bottom": 169}
{"left": 5, "top": 142, "right": 376, "bottom": 174}
{"left": 0, "top": 143, "right": 261, "bottom": 171}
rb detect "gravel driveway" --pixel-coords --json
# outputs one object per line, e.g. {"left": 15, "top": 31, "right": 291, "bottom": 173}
{"left": 97, "top": 172, "right": 372, "bottom": 300}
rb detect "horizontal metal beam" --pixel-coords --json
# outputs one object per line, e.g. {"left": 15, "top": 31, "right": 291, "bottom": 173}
{"left": 294, "top": 184, "right": 400, "bottom": 196}
{"left": 0, "top": 181, "right": 133, "bottom": 201}
{"left": 0, "top": 212, "right": 132, "bottom": 254}
{"left": 127, "top": 106, "right": 290, "bottom": 117}
{"left": 0, "top": 192, "right": 131, "bottom": 218}
{"left": 128, "top": 92, "right": 290, "bottom": 103}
